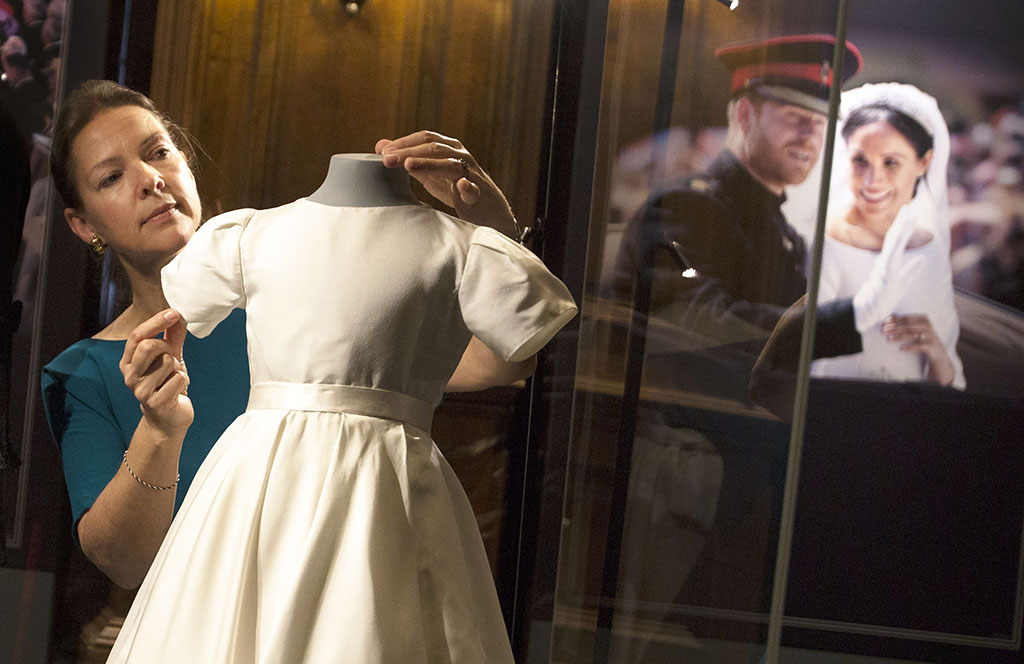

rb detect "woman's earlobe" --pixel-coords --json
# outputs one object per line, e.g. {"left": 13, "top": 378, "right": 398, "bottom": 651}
{"left": 64, "top": 208, "right": 94, "bottom": 244}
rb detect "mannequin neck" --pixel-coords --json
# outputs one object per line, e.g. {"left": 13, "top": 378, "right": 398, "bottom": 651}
{"left": 306, "top": 153, "right": 421, "bottom": 207}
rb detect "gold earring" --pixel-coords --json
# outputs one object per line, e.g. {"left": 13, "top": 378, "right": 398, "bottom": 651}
{"left": 90, "top": 234, "right": 107, "bottom": 255}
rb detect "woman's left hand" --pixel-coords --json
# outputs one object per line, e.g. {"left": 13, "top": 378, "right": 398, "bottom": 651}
{"left": 375, "top": 131, "right": 518, "bottom": 238}
{"left": 882, "top": 313, "right": 955, "bottom": 386}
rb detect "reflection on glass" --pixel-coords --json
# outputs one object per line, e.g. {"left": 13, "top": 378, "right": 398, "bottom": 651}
{"left": 2, "top": 0, "right": 64, "bottom": 546}
{"left": 1, "top": 5, "right": 64, "bottom": 660}
{"left": 547, "top": 0, "right": 1024, "bottom": 662}
{"left": 553, "top": 0, "right": 847, "bottom": 661}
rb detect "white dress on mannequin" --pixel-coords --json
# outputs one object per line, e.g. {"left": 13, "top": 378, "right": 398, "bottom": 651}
{"left": 107, "top": 155, "right": 577, "bottom": 663}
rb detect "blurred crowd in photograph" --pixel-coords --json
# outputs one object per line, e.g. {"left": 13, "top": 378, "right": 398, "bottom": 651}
{"left": 948, "top": 107, "right": 1024, "bottom": 312}
{"left": 2, "top": 0, "right": 63, "bottom": 330}
{"left": 2, "top": 0, "right": 61, "bottom": 144}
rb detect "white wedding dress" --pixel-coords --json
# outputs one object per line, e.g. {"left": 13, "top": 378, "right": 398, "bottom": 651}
{"left": 812, "top": 234, "right": 964, "bottom": 386}
{"left": 107, "top": 199, "right": 576, "bottom": 662}
{"left": 811, "top": 82, "right": 966, "bottom": 389}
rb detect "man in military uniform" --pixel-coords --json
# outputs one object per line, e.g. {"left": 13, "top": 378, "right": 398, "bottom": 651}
{"left": 611, "top": 34, "right": 865, "bottom": 401}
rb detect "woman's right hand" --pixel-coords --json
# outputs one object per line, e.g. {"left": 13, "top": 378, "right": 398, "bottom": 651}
{"left": 120, "top": 309, "right": 193, "bottom": 436}
{"left": 80, "top": 308, "right": 194, "bottom": 587}
{"left": 374, "top": 131, "right": 519, "bottom": 237}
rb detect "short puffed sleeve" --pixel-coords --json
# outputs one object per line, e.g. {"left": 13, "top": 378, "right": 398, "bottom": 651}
{"left": 458, "top": 227, "right": 577, "bottom": 362}
{"left": 161, "top": 208, "right": 255, "bottom": 338}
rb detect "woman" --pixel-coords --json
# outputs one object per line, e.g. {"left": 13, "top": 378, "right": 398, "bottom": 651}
{"left": 812, "top": 82, "right": 965, "bottom": 388}
{"left": 41, "top": 79, "right": 535, "bottom": 589}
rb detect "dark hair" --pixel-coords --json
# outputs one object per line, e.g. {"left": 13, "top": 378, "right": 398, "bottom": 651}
{"left": 841, "top": 103, "right": 933, "bottom": 158}
{"left": 50, "top": 79, "right": 195, "bottom": 209}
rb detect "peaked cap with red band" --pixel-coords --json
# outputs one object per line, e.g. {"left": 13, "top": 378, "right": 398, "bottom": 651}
{"left": 715, "top": 34, "right": 863, "bottom": 115}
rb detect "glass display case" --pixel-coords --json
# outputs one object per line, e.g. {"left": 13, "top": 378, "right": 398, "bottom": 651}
{"left": 517, "top": 0, "right": 1024, "bottom": 662}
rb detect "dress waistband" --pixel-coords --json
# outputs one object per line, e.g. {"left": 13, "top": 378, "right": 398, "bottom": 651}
{"left": 246, "top": 382, "right": 434, "bottom": 432}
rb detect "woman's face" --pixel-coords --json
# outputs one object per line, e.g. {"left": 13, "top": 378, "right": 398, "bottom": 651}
{"left": 847, "top": 120, "right": 932, "bottom": 227}
{"left": 65, "top": 105, "right": 201, "bottom": 273}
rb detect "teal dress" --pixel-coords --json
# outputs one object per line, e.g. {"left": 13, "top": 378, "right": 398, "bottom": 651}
{"left": 41, "top": 309, "right": 249, "bottom": 534}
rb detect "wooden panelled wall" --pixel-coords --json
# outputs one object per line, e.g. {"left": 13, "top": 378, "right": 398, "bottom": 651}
{"left": 148, "top": 0, "right": 554, "bottom": 221}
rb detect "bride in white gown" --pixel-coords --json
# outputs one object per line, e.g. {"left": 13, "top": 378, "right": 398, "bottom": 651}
{"left": 812, "top": 82, "right": 965, "bottom": 388}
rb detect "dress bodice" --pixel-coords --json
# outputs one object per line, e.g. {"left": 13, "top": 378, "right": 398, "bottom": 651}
{"left": 162, "top": 200, "right": 576, "bottom": 406}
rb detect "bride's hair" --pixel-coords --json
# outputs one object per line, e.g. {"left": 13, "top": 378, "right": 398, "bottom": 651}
{"left": 840, "top": 103, "right": 934, "bottom": 159}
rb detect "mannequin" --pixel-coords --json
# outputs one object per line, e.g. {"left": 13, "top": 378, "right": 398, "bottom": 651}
{"left": 107, "top": 144, "right": 577, "bottom": 662}
{"left": 306, "top": 153, "right": 421, "bottom": 208}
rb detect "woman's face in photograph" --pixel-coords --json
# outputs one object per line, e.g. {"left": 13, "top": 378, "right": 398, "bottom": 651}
{"left": 847, "top": 119, "right": 931, "bottom": 227}
{"left": 68, "top": 105, "right": 202, "bottom": 271}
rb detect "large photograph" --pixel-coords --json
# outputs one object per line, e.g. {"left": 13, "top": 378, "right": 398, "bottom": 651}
{"left": 558, "top": 0, "right": 1024, "bottom": 661}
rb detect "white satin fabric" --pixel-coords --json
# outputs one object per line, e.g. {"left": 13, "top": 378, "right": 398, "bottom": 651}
{"left": 108, "top": 200, "right": 576, "bottom": 662}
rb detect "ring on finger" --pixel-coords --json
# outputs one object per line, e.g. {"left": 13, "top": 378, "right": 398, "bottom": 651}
{"left": 458, "top": 157, "right": 470, "bottom": 181}
{"left": 916, "top": 332, "right": 925, "bottom": 343}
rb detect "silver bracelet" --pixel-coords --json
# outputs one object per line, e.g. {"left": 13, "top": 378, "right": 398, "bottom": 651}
{"left": 122, "top": 450, "right": 179, "bottom": 491}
